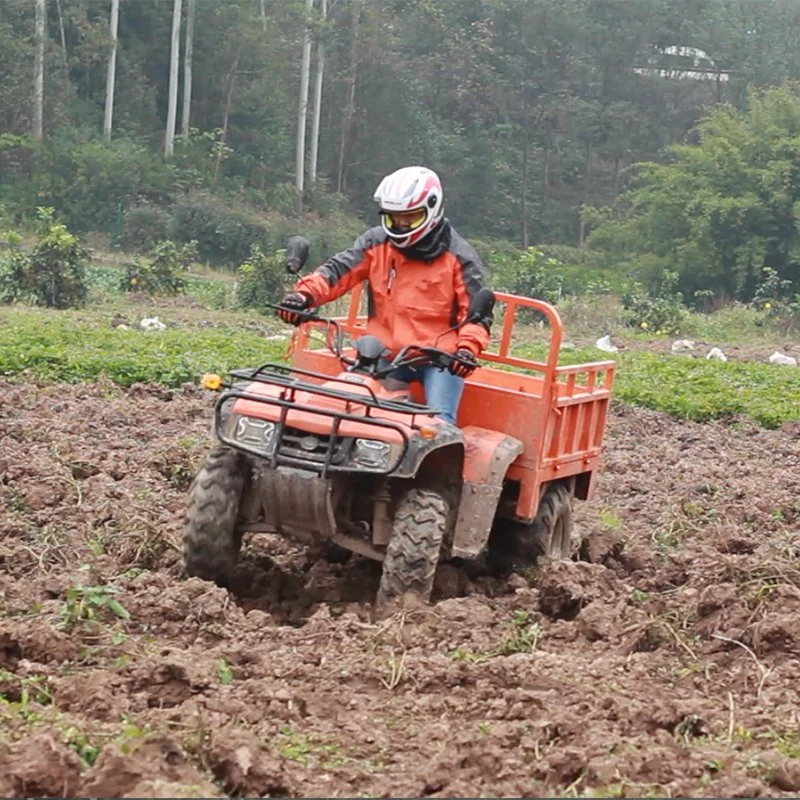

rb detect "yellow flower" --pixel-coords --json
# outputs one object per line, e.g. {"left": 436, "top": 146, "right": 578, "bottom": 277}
{"left": 130, "top": 278, "right": 138, "bottom": 286}
{"left": 640, "top": 321, "right": 649, "bottom": 329}
{"left": 201, "top": 373, "right": 222, "bottom": 391}
{"left": 764, "top": 302, "right": 772, "bottom": 310}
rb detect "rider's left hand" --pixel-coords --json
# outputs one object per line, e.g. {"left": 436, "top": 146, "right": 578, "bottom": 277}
{"left": 449, "top": 348, "right": 478, "bottom": 378}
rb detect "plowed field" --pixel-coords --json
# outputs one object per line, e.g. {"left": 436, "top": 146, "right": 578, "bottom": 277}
{"left": 1, "top": 380, "right": 799, "bottom": 798}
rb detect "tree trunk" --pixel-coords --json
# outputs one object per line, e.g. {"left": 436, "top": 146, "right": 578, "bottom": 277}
{"left": 337, "top": 0, "right": 361, "bottom": 194}
{"left": 259, "top": 0, "right": 267, "bottom": 33}
{"left": 103, "top": 0, "right": 120, "bottom": 140}
{"left": 295, "top": 0, "right": 314, "bottom": 208}
{"left": 578, "top": 141, "right": 592, "bottom": 247}
{"left": 521, "top": 100, "right": 529, "bottom": 249}
{"left": 181, "top": 0, "right": 195, "bottom": 136}
{"left": 164, "top": 0, "right": 183, "bottom": 158}
{"left": 55, "top": 0, "right": 68, "bottom": 74}
{"left": 541, "top": 125, "right": 551, "bottom": 224}
{"left": 33, "top": 0, "right": 45, "bottom": 141}
{"left": 213, "top": 54, "right": 240, "bottom": 183}
{"left": 308, "top": 0, "right": 327, "bottom": 188}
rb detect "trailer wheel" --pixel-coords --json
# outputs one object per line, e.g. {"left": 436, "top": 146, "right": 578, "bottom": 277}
{"left": 515, "top": 482, "right": 573, "bottom": 563}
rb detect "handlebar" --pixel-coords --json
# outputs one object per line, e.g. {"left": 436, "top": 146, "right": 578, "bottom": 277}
{"left": 271, "top": 302, "right": 475, "bottom": 376}
{"left": 381, "top": 345, "right": 468, "bottom": 376}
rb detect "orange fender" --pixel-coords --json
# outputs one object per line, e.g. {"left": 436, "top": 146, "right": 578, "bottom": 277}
{"left": 450, "top": 426, "right": 523, "bottom": 559}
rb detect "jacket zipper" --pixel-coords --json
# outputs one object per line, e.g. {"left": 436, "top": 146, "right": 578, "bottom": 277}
{"left": 387, "top": 262, "right": 396, "bottom": 296}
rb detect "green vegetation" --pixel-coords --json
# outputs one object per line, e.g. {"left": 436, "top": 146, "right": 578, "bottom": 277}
{"left": 450, "top": 610, "right": 543, "bottom": 663}
{"left": 0, "top": 208, "right": 89, "bottom": 308}
{"left": 120, "top": 240, "right": 198, "bottom": 297}
{"left": 278, "top": 725, "right": 346, "bottom": 769}
{"left": 1, "top": 300, "right": 797, "bottom": 428}
{"left": 588, "top": 86, "right": 800, "bottom": 307}
{"left": 611, "top": 351, "right": 800, "bottom": 429}
{"left": 216, "top": 658, "right": 234, "bottom": 686}
{"left": 59, "top": 583, "right": 130, "bottom": 631}
{"left": 0, "top": 307, "right": 285, "bottom": 387}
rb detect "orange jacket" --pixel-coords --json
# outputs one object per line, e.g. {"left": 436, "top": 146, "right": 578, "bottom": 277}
{"left": 295, "top": 220, "right": 491, "bottom": 358}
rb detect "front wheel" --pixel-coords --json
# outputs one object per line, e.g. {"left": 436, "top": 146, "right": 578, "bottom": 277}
{"left": 376, "top": 488, "right": 448, "bottom": 609}
{"left": 183, "top": 445, "right": 249, "bottom": 588}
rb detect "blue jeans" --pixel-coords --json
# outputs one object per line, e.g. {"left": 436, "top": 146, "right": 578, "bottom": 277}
{"left": 387, "top": 364, "right": 464, "bottom": 425}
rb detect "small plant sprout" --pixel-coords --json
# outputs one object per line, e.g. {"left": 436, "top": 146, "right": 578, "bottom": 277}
{"left": 59, "top": 583, "right": 130, "bottom": 630}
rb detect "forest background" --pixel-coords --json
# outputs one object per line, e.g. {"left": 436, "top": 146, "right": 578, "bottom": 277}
{"left": 2, "top": 0, "right": 800, "bottom": 325}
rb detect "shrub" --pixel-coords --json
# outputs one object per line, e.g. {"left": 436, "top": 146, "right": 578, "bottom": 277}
{"left": 235, "top": 245, "right": 287, "bottom": 311}
{"left": 117, "top": 203, "right": 175, "bottom": 253}
{"left": 0, "top": 208, "right": 89, "bottom": 309}
{"left": 171, "top": 192, "right": 270, "bottom": 266}
{"left": 0, "top": 231, "right": 29, "bottom": 304}
{"left": 38, "top": 135, "right": 172, "bottom": 234}
{"left": 488, "top": 246, "right": 565, "bottom": 307}
{"left": 121, "top": 240, "right": 198, "bottom": 296}
{"left": 621, "top": 270, "right": 686, "bottom": 335}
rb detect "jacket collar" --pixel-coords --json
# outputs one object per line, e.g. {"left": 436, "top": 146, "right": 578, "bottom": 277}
{"left": 392, "top": 218, "right": 451, "bottom": 262}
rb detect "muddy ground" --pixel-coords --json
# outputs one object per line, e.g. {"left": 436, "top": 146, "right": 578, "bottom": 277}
{"left": 1, "top": 380, "right": 799, "bottom": 798}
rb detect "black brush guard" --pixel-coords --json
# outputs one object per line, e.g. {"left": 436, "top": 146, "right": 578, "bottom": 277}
{"left": 214, "top": 362, "right": 438, "bottom": 477}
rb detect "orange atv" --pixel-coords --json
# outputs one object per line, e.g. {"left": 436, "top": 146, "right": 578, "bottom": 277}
{"left": 184, "top": 241, "right": 616, "bottom": 608}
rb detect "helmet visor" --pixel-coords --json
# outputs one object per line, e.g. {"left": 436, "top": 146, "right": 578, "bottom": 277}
{"left": 381, "top": 208, "right": 428, "bottom": 236}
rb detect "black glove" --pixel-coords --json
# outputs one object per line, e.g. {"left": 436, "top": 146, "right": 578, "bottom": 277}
{"left": 449, "top": 348, "right": 478, "bottom": 378}
{"left": 277, "top": 292, "right": 312, "bottom": 325}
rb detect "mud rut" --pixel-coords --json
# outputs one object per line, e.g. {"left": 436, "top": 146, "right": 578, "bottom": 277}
{"left": 1, "top": 379, "right": 799, "bottom": 798}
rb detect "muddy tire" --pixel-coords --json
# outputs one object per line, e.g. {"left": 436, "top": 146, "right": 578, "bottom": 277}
{"left": 184, "top": 445, "right": 249, "bottom": 588}
{"left": 376, "top": 488, "right": 448, "bottom": 608}
{"left": 517, "top": 482, "right": 573, "bottom": 563}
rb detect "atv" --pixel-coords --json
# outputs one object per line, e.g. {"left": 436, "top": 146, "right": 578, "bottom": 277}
{"left": 184, "top": 238, "right": 616, "bottom": 608}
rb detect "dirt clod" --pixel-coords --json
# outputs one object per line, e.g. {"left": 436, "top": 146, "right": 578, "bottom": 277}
{"left": 0, "top": 733, "right": 82, "bottom": 798}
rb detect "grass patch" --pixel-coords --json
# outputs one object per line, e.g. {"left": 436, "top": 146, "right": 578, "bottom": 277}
{"left": 277, "top": 725, "right": 346, "bottom": 768}
{"left": 450, "top": 610, "right": 542, "bottom": 663}
{"left": 0, "top": 306, "right": 285, "bottom": 387}
{"left": 1, "top": 305, "right": 798, "bottom": 428}
{"left": 508, "top": 342, "right": 799, "bottom": 429}
{"left": 611, "top": 351, "right": 799, "bottom": 429}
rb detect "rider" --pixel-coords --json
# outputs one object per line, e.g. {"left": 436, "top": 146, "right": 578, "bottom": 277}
{"left": 277, "top": 166, "right": 492, "bottom": 425}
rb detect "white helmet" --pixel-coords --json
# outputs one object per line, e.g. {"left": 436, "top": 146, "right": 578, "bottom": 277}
{"left": 373, "top": 166, "right": 444, "bottom": 248}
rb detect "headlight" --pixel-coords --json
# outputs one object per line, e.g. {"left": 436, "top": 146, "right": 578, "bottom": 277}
{"left": 233, "top": 415, "right": 276, "bottom": 455}
{"left": 351, "top": 438, "right": 393, "bottom": 469}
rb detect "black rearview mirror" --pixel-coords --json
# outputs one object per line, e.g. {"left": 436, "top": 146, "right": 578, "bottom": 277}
{"left": 285, "top": 235, "right": 310, "bottom": 274}
{"left": 466, "top": 288, "right": 496, "bottom": 324}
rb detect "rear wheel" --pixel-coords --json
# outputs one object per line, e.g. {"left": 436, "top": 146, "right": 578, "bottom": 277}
{"left": 183, "top": 445, "right": 250, "bottom": 588}
{"left": 376, "top": 488, "right": 448, "bottom": 608}
{"left": 516, "top": 482, "right": 573, "bottom": 563}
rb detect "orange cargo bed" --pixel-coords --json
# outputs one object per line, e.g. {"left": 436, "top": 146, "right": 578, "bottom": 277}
{"left": 290, "top": 287, "right": 615, "bottom": 520}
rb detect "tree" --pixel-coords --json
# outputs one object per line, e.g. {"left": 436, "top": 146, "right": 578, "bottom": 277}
{"left": 308, "top": 0, "right": 327, "bottom": 188}
{"left": 295, "top": 0, "right": 314, "bottom": 206}
{"left": 337, "top": 0, "right": 361, "bottom": 194}
{"left": 33, "top": 0, "right": 45, "bottom": 140}
{"left": 103, "top": 0, "right": 120, "bottom": 140}
{"left": 181, "top": 0, "right": 195, "bottom": 136}
{"left": 587, "top": 86, "right": 800, "bottom": 302}
{"left": 165, "top": 0, "right": 182, "bottom": 158}
{"left": 4, "top": 0, "right": 800, "bottom": 255}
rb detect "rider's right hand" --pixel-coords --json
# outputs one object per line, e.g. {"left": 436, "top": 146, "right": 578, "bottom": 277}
{"left": 277, "top": 292, "right": 313, "bottom": 325}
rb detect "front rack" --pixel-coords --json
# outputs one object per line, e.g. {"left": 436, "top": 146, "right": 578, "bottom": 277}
{"left": 228, "top": 362, "right": 437, "bottom": 417}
